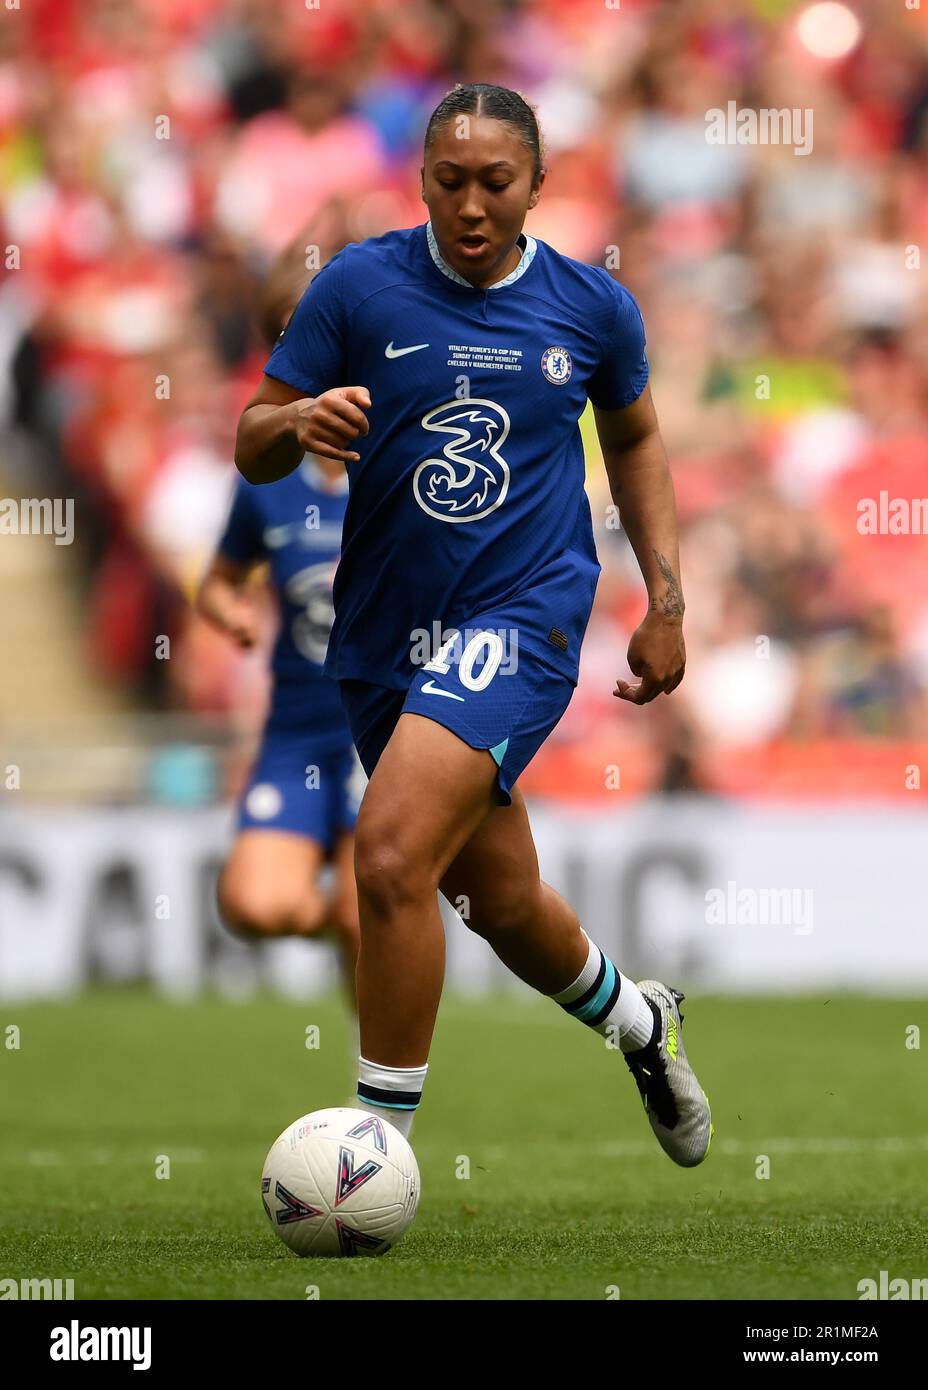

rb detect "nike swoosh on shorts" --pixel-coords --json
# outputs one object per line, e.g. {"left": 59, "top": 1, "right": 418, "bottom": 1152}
{"left": 420, "top": 679, "right": 465, "bottom": 702}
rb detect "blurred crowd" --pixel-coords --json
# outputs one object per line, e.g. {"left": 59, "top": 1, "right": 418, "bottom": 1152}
{"left": 2, "top": 0, "right": 928, "bottom": 796}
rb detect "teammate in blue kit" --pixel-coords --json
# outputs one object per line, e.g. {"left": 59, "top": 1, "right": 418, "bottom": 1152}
{"left": 198, "top": 460, "right": 363, "bottom": 1001}
{"left": 234, "top": 84, "right": 712, "bottom": 1166}
{"left": 198, "top": 253, "right": 362, "bottom": 1007}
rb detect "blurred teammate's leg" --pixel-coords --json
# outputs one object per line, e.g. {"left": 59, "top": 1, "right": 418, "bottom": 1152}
{"left": 218, "top": 830, "right": 327, "bottom": 937}
{"left": 327, "top": 828, "right": 360, "bottom": 1009}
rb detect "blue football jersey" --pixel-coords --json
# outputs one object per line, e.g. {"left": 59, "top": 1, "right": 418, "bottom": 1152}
{"left": 264, "top": 221, "right": 649, "bottom": 692}
{"left": 217, "top": 458, "right": 351, "bottom": 744}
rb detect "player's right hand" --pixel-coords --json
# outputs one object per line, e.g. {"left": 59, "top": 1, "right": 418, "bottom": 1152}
{"left": 291, "top": 387, "right": 372, "bottom": 463}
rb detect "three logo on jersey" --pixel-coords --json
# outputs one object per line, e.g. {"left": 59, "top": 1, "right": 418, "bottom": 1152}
{"left": 385, "top": 340, "right": 572, "bottom": 525}
{"left": 284, "top": 560, "right": 337, "bottom": 665}
{"left": 415, "top": 398, "right": 510, "bottom": 523}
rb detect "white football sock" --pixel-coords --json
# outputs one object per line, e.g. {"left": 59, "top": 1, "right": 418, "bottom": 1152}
{"left": 355, "top": 1056, "right": 428, "bottom": 1140}
{"left": 551, "top": 931, "right": 657, "bottom": 1051}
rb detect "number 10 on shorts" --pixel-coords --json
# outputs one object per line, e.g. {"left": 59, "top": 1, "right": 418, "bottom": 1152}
{"left": 424, "top": 629, "right": 508, "bottom": 690}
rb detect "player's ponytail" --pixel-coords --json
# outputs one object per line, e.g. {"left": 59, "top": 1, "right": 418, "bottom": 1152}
{"left": 424, "top": 83, "right": 546, "bottom": 183}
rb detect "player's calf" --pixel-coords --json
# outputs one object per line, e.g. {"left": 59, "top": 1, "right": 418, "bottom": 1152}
{"left": 451, "top": 878, "right": 585, "bottom": 995}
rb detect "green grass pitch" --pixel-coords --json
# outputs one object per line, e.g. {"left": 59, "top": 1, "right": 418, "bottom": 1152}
{"left": 0, "top": 988, "right": 924, "bottom": 1300}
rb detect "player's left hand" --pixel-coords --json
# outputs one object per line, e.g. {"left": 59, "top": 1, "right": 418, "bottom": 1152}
{"left": 614, "top": 612, "right": 685, "bottom": 705}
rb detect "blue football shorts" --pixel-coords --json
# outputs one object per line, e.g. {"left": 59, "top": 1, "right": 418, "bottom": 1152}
{"left": 339, "top": 629, "right": 576, "bottom": 808}
{"left": 237, "top": 732, "right": 366, "bottom": 851}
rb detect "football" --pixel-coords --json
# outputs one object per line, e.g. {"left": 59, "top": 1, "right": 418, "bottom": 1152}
{"left": 261, "top": 1108, "right": 420, "bottom": 1257}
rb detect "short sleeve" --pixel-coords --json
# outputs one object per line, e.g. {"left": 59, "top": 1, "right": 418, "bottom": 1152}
{"left": 217, "top": 479, "right": 264, "bottom": 566}
{"left": 263, "top": 250, "right": 348, "bottom": 397}
{"left": 586, "top": 277, "right": 650, "bottom": 411}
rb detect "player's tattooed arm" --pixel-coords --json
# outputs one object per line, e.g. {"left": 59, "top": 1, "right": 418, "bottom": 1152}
{"left": 592, "top": 387, "right": 686, "bottom": 702}
{"left": 593, "top": 388, "right": 685, "bottom": 618}
{"left": 650, "top": 552, "right": 684, "bottom": 619}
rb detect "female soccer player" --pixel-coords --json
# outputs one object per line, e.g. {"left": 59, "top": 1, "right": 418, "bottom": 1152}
{"left": 234, "top": 84, "right": 711, "bottom": 1166}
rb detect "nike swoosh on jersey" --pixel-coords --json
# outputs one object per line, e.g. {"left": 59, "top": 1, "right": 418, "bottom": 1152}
{"left": 420, "top": 679, "right": 465, "bottom": 701}
{"left": 385, "top": 341, "right": 429, "bottom": 358}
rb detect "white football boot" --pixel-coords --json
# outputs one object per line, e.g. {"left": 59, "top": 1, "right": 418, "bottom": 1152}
{"left": 623, "top": 980, "right": 713, "bottom": 1168}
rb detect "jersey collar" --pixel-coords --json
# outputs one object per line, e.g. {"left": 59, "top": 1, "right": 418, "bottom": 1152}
{"left": 425, "top": 220, "right": 537, "bottom": 291}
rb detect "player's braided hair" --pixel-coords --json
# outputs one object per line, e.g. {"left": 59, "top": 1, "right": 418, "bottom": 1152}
{"left": 424, "top": 83, "right": 546, "bottom": 184}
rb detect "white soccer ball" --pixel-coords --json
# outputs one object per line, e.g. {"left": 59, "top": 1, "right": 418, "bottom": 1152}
{"left": 261, "top": 1108, "right": 420, "bottom": 1257}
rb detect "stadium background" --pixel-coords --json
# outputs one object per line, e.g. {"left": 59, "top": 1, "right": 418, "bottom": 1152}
{"left": 2, "top": 0, "right": 927, "bottom": 993}
{"left": 0, "top": 0, "right": 926, "bottom": 1303}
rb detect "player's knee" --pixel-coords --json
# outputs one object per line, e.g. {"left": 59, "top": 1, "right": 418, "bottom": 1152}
{"left": 354, "top": 829, "right": 433, "bottom": 919}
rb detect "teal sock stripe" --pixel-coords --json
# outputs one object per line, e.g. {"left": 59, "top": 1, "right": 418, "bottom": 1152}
{"left": 355, "top": 1094, "right": 418, "bottom": 1110}
{"left": 570, "top": 957, "right": 618, "bottom": 1024}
